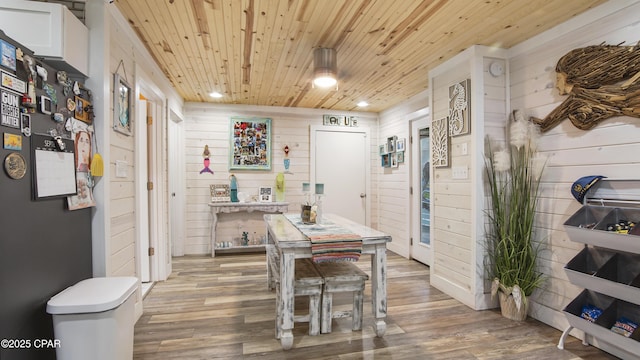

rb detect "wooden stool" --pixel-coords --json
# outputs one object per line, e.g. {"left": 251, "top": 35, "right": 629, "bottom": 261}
{"left": 266, "top": 245, "right": 324, "bottom": 337}
{"left": 313, "top": 261, "right": 369, "bottom": 333}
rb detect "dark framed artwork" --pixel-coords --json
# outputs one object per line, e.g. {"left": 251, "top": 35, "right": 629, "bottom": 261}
{"left": 229, "top": 117, "right": 272, "bottom": 170}
{"left": 113, "top": 73, "right": 132, "bottom": 135}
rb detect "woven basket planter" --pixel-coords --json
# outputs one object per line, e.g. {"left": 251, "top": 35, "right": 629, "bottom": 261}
{"left": 498, "top": 292, "right": 528, "bottom": 321}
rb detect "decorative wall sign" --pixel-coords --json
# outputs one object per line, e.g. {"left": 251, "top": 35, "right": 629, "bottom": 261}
{"left": 1, "top": 71, "right": 26, "bottom": 94}
{"left": 1, "top": 89, "right": 20, "bottom": 128}
{"left": 322, "top": 114, "right": 358, "bottom": 127}
{"left": 210, "top": 184, "right": 231, "bottom": 202}
{"left": 448, "top": 79, "right": 471, "bottom": 136}
{"left": 229, "top": 117, "right": 271, "bottom": 170}
{"left": 432, "top": 117, "right": 449, "bottom": 167}
{"left": 113, "top": 73, "right": 132, "bottom": 135}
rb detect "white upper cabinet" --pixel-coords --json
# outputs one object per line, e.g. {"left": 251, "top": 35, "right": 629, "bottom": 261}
{"left": 0, "top": 0, "right": 88, "bottom": 76}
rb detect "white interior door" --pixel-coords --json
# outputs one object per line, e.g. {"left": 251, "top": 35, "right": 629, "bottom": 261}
{"left": 168, "top": 110, "right": 185, "bottom": 260}
{"left": 136, "top": 66, "right": 170, "bottom": 282}
{"left": 311, "top": 127, "right": 370, "bottom": 226}
{"left": 136, "top": 98, "right": 151, "bottom": 282}
{"left": 411, "top": 117, "right": 431, "bottom": 265}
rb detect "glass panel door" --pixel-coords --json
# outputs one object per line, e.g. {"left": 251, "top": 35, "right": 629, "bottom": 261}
{"left": 419, "top": 128, "right": 430, "bottom": 246}
{"left": 411, "top": 117, "right": 431, "bottom": 265}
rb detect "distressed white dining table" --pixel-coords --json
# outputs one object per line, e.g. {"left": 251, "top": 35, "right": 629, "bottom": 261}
{"left": 264, "top": 213, "right": 392, "bottom": 350}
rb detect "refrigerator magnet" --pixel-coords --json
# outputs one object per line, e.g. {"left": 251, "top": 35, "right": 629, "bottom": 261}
{"left": 4, "top": 152, "right": 26, "bottom": 179}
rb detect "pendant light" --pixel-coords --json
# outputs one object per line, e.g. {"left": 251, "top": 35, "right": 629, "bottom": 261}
{"left": 313, "top": 48, "right": 337, "bottom": 88}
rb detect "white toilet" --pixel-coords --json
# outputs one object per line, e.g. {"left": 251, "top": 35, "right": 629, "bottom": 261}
{"left": 46, "top": 277, "right": 138, "bottom": 360}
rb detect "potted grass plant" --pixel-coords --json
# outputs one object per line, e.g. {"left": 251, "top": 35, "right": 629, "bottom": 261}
{"left": 484, "top": 110, "right": 546, "bottom": 321}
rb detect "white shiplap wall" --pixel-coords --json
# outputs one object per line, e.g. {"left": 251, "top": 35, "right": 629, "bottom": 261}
{"left": 430, "top": 67, "right": 474, "bottom": 300}
{"left": 376, "top": 90, "right": 429, "bottom": 258}
{"left": 106, "top": 7, "right": 184, "bottom": 278}
{"left": 507, "top": 0, "right": 640, "bottom": 347}
{"left": 108, "top": 21, "right": 136, "bottom": 277}
{"left": 183, "top": 103, "right": 378, "bottom": 255}
{"left": 427, "top": 46, "right": 509, "bottom": 309}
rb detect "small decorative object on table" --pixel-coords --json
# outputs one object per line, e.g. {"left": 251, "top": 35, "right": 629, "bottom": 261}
{"left": 301, "top": 204, "right": 316, "bottom": 224}
{"left": 315, "top": 183, "right": 324, "bottom": 224}
{"left": 259, "top": 186, "right": 273, "bottom": 202}
{"left": 230, "top": 174, "right": 238, "bottom": 202}
{"left": 275, "top": 173, "right": 285, "bottom": 202}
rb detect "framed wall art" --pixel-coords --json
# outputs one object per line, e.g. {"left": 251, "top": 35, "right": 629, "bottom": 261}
{"left": 448, "top": 79, "right": 471, "bottom": 136}
{"left": 381, "top": 154, "right": 391, "bottom": 168}
{"left": 229, "top": 117, "right": 272, "bottom": 170}
{"left": 75, "top": 96, "right": 91, "bottom": 124}
{"left": 386, "top": 135, "right": 397, "bottom": 153}
{"left": 113, "top": 73, "right": 132, "bottom": 135}
{"left": 391, "top": 153, "right": 399, "bottom": 168}
{"left": 259, "top": 186, "right": 273, "bottom": 202}
{"left": 432, "top": 116, "right": 449, "bottom": 167}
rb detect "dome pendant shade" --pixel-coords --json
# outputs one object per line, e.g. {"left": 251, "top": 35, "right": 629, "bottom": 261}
{"left": 313, "top": 48, "right": 337, "bottom": 88}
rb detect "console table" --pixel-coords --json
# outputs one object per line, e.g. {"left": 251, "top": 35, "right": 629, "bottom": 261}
{"left": 208, "top": 202, "right": 289, "bottom": 257}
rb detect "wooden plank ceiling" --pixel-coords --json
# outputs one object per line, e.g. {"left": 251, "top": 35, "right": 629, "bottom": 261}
{"left": 114, "top": 0, "right": 607, "bottom": 113}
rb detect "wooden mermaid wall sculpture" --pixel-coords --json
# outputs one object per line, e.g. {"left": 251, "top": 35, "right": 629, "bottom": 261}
{"left": 531, "top": 43, "right": 640, "bottom": 132}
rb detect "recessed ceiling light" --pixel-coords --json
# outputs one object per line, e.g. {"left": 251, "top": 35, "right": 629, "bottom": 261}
{"left": 357, "top": 101, "right": 369, "bottom": 107}
{"left": 209, "top": 92, "right": 223, "bottom": 98}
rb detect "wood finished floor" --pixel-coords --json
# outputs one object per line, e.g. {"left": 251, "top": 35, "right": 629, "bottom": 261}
{"left": 133, "top": 252, "right": 617, "bottom": 359}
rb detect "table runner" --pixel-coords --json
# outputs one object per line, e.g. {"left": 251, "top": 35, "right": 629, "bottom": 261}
{"left": 284, "top": 214, "right": 362, "bottom": 262}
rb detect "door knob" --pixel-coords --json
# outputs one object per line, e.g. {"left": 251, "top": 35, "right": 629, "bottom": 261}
{"left": 360, "top": 193, "right": 366, "bottom": 198}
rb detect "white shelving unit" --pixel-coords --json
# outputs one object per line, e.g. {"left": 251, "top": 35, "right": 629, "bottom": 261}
{"left": 559, "top": 180, "right": 640, "bottom": 360}
{"left": 208, "top": 202, "right": 289, "bottom": 257}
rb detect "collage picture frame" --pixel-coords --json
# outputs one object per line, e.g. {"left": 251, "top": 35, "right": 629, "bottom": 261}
{"left": 379, "top": 136, "right": 405, "bottom": 168}
{"left": 229, "top": 117, "right": 272, "bottom": 170}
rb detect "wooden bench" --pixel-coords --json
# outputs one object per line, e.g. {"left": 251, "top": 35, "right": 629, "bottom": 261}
{"left": 313, "top": 261, "right": 369, "bottom": 333}
{"left": 266, "top": 245, "right": 324, "bottom": 337}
